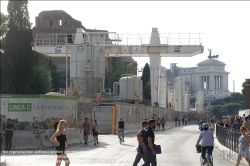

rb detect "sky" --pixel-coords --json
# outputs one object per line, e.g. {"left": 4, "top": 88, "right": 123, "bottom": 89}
{"left": 1, "top": 1, "right": 250, "bottom": 93}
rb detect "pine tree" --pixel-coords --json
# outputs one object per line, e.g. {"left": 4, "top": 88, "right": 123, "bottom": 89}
{"left": 4, "top": 0, "right": 34, "bottom": 93}
{"left": 141, "top": 63, "right": 150, "bottom": 88}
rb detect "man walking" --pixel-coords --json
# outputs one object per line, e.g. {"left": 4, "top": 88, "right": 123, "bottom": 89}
{"left": 184, "top": 117, "right": 188, "bottom": 125}
{"left": 80, "top": 117, "right": 91, "bottom": 145}
{"left": 142, "top": 119, "right": 157, "bottom": 166}
{"left": 4, "top": 119, "right": 13, "bottom": 150}
{"left": 92, "top": 118, "right": 100, "bottom": 145}
{"left": 161, "top": 117, "right": 165, "bottom": 131}
{"left": 133, "top": 121, "right": 149, "bottom": 166}
{"left": 118, "top": 117, "right": 125, "bottom": 142}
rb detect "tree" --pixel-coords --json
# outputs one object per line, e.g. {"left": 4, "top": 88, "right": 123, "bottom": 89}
{"left": 49, "top": 57, "right": 61, "bottom": 92}
{"left": 231, "top": 92, "right": 245, "bottom": 102}
{"left": 28, "top": 66, "right": 52, "bottom": 94}
{"left": 211, "top": 99, "right": 224, "bottom": 106}
{"left": 3, "top": 0, "right": 34, "bottom": 94}
{"left": 242, "top": 81, "right": 247, "bottom": 96}
{"left": 222, "top": 103, "right": 242, "bottom": 115}
{"left": 0, "top": 13, "right": 9, "bottom": 52}
{"left": 144, "top": 80, "right": 151, "bottom": 100}
{"left": 210, "top": 105, "right": 223, "bottom": 119}
{"left": 223, "top": 96, "right": 233, "bottom": 103}
{"left": 141, "top": 63, "right": 150, "bottom": 88}
{"left": 105, "top": 62, "right": 137, "bottom": 90}
{"left": 190, "top": 97, "right": 196, "bottom": 104}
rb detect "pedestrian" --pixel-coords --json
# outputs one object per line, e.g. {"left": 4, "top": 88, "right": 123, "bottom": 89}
{"left": 92, "top": 118, "right": 100, "bottom": 145}
{"left": 184, "top": 117, "right": 188, "bottom": 125}
{"left": 178, "top": 117, "right": 181, "bottom": 127}
{"left": 174, "top": 117, "right": 177, "bottom": 127}
{"left": 80, "top": 117, "right": 91, "bottom": 145}
{"left": 242, "top": 114, "right": 246, "bottom": 122}
{"left": 219, "top": 117, "right": 224, "bottom": 127}
{"left": 133, "top": 121, "right": 149, "bottom": 166}
{"left": 161, "top": 117, "right": 165, "bottom": 131}
{"left": 4, "top": 118, "right": 13, "bottom": 150}
{"left": 182, "top": 117, "right": 184, "bottom": 125}
{"left": 118, "top": 117, "right": 125, "bottom": 142}
{"left": 50, "top": 120, "right": 70, "bottom": 166}
{"left": 223, "top": 116, "right": 230, "bottom": 128}
{"left": 157, "top": 118, "right": 161, "bottom": 131}
{"left": 232, "top": 118, "right": 241, "bottom": 132}
{"left": 236, "top": 126, "right": 250, "bottom": 166}
{"left": 199, "top": 117, "right": 206, "bottom": 131}
{"left": 142, "top": 119, "right": 157, "bottom": 166}
{"left": 208, "top": 119, "right": 215, "bottom": 133}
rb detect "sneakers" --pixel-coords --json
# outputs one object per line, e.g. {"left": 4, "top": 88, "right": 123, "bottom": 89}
{"left": 97, "top": 141, "right": 99, "bottom": 144}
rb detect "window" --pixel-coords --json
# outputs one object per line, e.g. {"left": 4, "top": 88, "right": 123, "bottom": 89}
{"left": 50, "top": 21, "right": 52, "bottom": 27}
{"left": 59, "top": 20, "right": 62, "bottom": 26}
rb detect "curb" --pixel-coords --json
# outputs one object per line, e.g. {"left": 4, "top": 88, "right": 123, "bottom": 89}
{"left": 214, "top": 132, "right": 248, "bottom": 166}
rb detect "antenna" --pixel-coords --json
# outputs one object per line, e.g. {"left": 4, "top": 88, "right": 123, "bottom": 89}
{"left": 233, "top": 80, "right": 235, "bottom": 93}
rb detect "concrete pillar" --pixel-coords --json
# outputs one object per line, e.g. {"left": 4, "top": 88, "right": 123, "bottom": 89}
{"left": 220, "top": 76, "right": 222, "bottom": 90}
{"left": 149, "top": 28, "right": 161, "bottom": 106}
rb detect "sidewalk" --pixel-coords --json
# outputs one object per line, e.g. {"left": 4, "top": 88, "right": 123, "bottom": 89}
{"left": 0, "top": 157, "right": 6, "bottom": 166}
{"left": 214, "top": 131, "right": 248, "bottom": 166}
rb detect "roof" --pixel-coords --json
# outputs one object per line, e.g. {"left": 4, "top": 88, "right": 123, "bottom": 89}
{"left": 197, "top": 59, "right": 226, "bottom": 66}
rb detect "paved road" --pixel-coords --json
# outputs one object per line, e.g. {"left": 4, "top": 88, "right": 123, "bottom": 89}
{"left": 1, "top": 125, "right": 243, "bottom": 166}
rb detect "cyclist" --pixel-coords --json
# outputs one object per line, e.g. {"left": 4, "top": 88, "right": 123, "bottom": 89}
{"left": 199, "top": 117, "right": 206, "bottom": 131}
{"left": 118, "top": 117, "right": 125, "bottom": 142}
{"left": 196, "top": 123, "right": 214, "bottom": 165}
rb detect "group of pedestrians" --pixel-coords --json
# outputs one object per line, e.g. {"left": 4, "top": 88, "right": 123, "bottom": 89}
{"left": 50, "top": 117, "right": 100, "bottom": 166}
{"left": 174, "top": 116, "right": 189, "bottom": 127}
{"left": 133, "top": 119, "right": 158, "bottom": 166}
{"left": 156, "top": 117, "right": 165, "bottom": 131}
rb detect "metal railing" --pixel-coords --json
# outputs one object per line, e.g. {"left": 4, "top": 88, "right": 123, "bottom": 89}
{"left": 216, "top": 124, "right": 241, "bottom": 153}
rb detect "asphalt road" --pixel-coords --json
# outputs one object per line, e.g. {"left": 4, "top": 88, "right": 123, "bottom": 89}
{"left": 1, "top": 125, "right": 243, "bottom": 166}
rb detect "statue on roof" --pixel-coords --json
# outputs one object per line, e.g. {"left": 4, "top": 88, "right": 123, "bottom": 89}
{"left": 207, "top": 48, "right": 219, "bottom": 59}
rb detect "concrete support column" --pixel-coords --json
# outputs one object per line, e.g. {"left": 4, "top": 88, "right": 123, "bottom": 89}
{"left": 149, "top": 28, "right": 161, "bottom": 106}
{"left": 220, "top": 76, "right": 223, "bottom": 90}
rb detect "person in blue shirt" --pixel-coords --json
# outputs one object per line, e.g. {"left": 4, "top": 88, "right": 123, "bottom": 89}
{"left": 232, "top": 118, "right": 241, "bottom": 132}
{"left": 196, "top": 123, "right": 214, "bottom": 165}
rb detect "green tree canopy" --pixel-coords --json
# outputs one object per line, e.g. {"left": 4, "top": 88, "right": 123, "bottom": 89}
{"left": 222, "top": 103, "right": 242, "bottom": 115}
{"left": 211, "top": 99, "right": 224, "bottom": 105}
{"left": 231, "top": 92, "right": 245, "bottom": 102}
{"left": 0, "top": 13, "right": 9, "bottom": 51}
{"left": 210, "top": 105, "right": 223, "bottom": 119}
{"left": 105, "top": 62, "right": 137, "bottom": 90}
{"left": 144, "top": 81, "right": 151, "bottom": 100}
{"left": 3, "top": 0, "right": 34, "bottom": 93}
{"left": 242, "top": 81, "right": 248, "bottom": 96}
{"left": 141, "top": 63, "right": 150, "bottom": 88}
{"left": 223, "top": 96, "right": 233, "bottom": 103}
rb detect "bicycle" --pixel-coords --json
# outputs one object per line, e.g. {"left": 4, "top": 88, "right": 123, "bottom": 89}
{"left": 117, "top": 129, "right": 123, "bottom": 144}
{"left": 199, "top": 147, "right": 213, "bottom": 166}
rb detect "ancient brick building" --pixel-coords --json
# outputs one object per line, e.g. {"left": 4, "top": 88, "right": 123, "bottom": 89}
{"left": 32, "top": 10, "right": 137, "bottom": 90}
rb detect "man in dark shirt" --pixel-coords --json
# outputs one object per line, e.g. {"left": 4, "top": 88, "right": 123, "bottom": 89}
{"left": 142, "top": 119, "right": 157, "bottom": 166}
{"left": 5, "top": 118, "right": 14, "bottom": 150}
{"left": 133, "top": 121, "right": 149, "bottom": 166}
{"left": 118, "top": 117, "right": 125, "bottom": 142}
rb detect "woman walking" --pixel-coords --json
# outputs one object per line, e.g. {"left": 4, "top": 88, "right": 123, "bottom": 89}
{"left": 209, "top": 119, "right": 215, "bottom": 133}
{"left": 236, "top": 126, "right": 250, "bottom": 166}
{"left": 50, "top": 120, "right": 70, "bottom": 166}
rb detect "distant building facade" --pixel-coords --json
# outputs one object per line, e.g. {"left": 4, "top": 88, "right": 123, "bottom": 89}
{"left": 177, "top": 58, "right": 231, "bottom": 102}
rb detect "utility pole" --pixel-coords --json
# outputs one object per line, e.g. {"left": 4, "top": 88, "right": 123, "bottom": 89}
{"left": 233, "top": 80, "right": 235, "bottom": 93}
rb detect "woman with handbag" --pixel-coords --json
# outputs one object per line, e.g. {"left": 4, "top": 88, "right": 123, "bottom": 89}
{"left": 50, "top": 120, "right": 70, "bottom": 166}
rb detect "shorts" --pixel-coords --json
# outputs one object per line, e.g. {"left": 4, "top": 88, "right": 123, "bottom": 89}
{"left": 84, "top": 132, "right": 89, "bottom": 137}
{"left": 157, "top": 123, "right": 160, "bottom": 126}
{"left": 93, "top": 132, "right": 98, "bottom": 136}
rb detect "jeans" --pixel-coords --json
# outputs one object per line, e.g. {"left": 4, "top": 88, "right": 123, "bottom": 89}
{"left": 142, "top": 145, "right": 157, "bottom": 166}
{"left": 201, "top": 146, "right": 213, "bottom": 159}
{"left": 5, "top": 134, "right": 13, "bottom": 150}
{"left": 118, "top": 128, "right": 124, "bottom": 140}
{"left": 132, "top": 145, "right": 145, "bottom": 166}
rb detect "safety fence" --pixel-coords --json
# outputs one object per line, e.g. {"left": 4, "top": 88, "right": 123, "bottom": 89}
{"left": 216, "top": 124, "right": 241, "bottom": 153}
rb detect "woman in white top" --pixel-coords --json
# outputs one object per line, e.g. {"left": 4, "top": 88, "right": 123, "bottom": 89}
{"left": 209, "top": 118, "right": 215, "bottom": 133}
